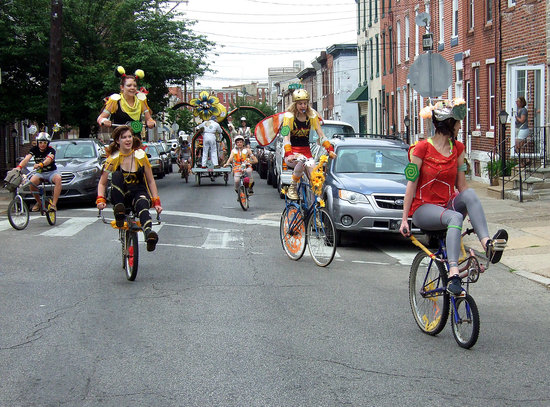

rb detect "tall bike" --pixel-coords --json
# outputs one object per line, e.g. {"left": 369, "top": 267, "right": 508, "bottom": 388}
{"left": 100, "top": 209, "right": 161, "bottom": 281}
{"left": 408, "top": 228, "right": 506, "bottom": 348}
{"left": 279, "top": 157, "right": 337, "bottom": 267}
{"left": 235, "top": 162, "right": 252, "bottom": 211}
{"left": 4, "top": 170, "right": 56, "bottom": 230}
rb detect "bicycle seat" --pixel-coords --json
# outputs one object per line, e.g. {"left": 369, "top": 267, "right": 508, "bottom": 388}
{"left": 422, "top": 229, "right": 447, "bottom": 240}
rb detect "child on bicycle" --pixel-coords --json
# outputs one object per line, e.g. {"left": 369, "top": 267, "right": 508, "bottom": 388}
{"left": 399, "top": 98, "right": 508, "bottom": 295}
{"left": 177, "top": 140, "right": 191, "bottom": 177}
{"left": 96, "top": 125, "right": 162, "bottom": 252}
{"left": 14, "top": 131, "right": 62, "bottom": 212}
{"left": 282, "top": 89, "right": 336, "bottom": 200}
{"left": 224, "top": 135, "right": 258, "bottom": 196}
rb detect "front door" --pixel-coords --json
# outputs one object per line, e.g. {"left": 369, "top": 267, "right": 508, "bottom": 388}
{"left": 508, "top": 64, "right": 545, "bottom": 154}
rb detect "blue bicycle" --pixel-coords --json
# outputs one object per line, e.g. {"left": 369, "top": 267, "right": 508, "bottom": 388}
{"left": 279, "top": 160, "right": 337, "bottom": 267}
{"left": 408, "top": 228, "right": 506, "bottom": 349}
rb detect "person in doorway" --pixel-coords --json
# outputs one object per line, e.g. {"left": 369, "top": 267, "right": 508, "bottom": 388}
{"left": 514, "top": 96, "right": 529, "bottom": 152}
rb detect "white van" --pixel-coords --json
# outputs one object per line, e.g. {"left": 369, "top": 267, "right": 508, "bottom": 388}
{"left": 274, "top": 120, "right": 355, "bottom": 198}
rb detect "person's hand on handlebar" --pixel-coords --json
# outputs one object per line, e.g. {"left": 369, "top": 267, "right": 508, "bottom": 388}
{"left": 399, "top": 219, "right": 411, "bottom": 237}
{"left": 146, "top": 118, "right": 156, "bottom": 129}
{"left": 328, "top": 151, "right": 337, "bottom": 160}
{"left": 99, "top": 118, "right": 112, "bottom": 127}
{"left": 97, "top": 201, "right": 107, "bottom": 211}
{"left": 153, "top": 203, "right": 162, "bottom": 215}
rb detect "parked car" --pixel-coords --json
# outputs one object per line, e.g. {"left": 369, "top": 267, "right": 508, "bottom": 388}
{"left": 154, "top": 142, "right": 172, "bottom": 174}
{"left": 254, "top": 142, "right": 275, "bottom": 180}
{"left": 142, "top": 143, "right": 165, "bottom": 179}
{"left": 274, "top": 120, "right": 355, "bottom": 198}
{"left": 317, "top": 137, "right": 420, "bottom": 242}
{"left": 23, "top": 138, "right": 106, "bottom": 202}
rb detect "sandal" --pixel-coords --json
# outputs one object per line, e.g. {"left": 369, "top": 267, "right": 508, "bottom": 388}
{"left": 31, "top": 203, "right": 41, "bottom": 212}
{"left": 145, "top": 230, "right": 158, "bottom": 252}
{"left": 486, "top": 229, "right": 508, "bottom": 264}
{"left": 48, "top": 204, "right": 57, "bottom": 212}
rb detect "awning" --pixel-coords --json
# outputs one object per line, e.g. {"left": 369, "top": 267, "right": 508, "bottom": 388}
{"left": 346, "top": 85, "right": 369, "bottom": 102}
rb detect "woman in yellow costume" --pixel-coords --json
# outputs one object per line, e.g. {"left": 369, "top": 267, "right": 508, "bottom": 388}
{"left": 96, "top": 126, "right": 162, "bottom": 252}
{"left": 282, "top": 89, "right": 336, "bottom": 200}
{"left": 97, "top": 66, "right": 156, "bottom": 130}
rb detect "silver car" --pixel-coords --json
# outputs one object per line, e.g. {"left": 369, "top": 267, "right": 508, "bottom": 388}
{"left": 320, "top": 138, "right": 419, "bottom": 239}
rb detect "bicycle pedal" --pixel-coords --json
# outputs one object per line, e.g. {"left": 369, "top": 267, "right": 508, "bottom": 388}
{"left": 492, "top": 239, "right": 507, "bottom": 251}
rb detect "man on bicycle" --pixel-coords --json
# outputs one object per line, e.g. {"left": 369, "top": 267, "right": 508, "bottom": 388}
{"left": 14, "top": 132, "right": 62, "bottom": 212}
{"left": 176, "top": 139, "right": 191, "bottom": 177}
{"left": 223, "top": 135, "right": 258, "bottom": 196}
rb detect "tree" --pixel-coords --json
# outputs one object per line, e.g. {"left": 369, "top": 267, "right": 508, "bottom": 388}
{"left": 0, "top": 0, "right": 214, "bottom": 137}
{"left": 228, "top": 99, "right": 276, "bottom": 131}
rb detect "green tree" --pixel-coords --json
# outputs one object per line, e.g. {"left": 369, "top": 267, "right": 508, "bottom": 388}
{"left": 0, "top": 0, "right": 214, "bottom": 137}
{"left": 228, "top": 99, "right": 275, "bottom": 131}
{"left": 166, "top": 108, "right": 194, "bottom": 136}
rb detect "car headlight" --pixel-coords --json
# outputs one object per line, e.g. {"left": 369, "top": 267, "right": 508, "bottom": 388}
{"left": 151, "top": 159, "right": 160, "bottom": 165}
{"left": 338, "top": 189, "right": 370, "bottom": 204}
{"left": 76, "top": 167, "right": 99, "bottom": 177}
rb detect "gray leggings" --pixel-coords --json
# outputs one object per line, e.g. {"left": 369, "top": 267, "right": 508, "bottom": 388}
{"left": 412, "top": 188, "right": 489, "bottom": 267}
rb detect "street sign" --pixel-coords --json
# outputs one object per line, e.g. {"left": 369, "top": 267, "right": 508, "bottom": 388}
{"left": 172, "top": 122, "right": 179, "bottom": 132}
{"left": 407, "top": 53, "right": 452, "bottom": 98}
{"left": 288, "top": 83, "right": 303, "bottom": 90}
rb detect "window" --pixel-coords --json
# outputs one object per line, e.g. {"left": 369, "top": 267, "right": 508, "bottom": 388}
{"left": 452, "top": 0, "right": 458, "bottom": 37}
{"left": 375, "top": 0, "right": 378, "bottom": 22}
{"left": 363, "top": 44, "right": 368, "bottom": 84}
{"left": 381, "top": 0, "right": 385, "bottom": 17}
{"left": 474, "top": 66, "right": 480, "bottom": 128}
{"left": 382, "top": 31, "right": 386, "bottom": 75}
{"left": 389, "top": 27, "right": 394, "bottom": 71}
{"left": 357, "top": 1, "right": 361, "bottom": 32}
{"left": 438, "top": 0, "right": 445, "bottom": 45}
{"left": 405, "top": 15, "right": 410, "bottom": 61}
{"left": 396, "top": 21, "right": 401, "bottom": 64}
{"left": 488, "top": 64, "right": 495, "bottom": 129}
{"left": 455, "top": 60, "right": 464, "bottom": 102}
{"left": 375, "top": 34, "right": 380, "bottom": 77}
{"left": 415, "top": 10, "right": 419, "bottom": 56}
{"left": 369, "top": 0, "right": 372, "bottom": 26}
{"left": 486, "top": 0, "right": 493, "bottom": 24}
{"left": 397, "top": 89, "right": 402, "bottom": 132}
{"left": 469, "top": 0, "right": 474, "bottom": 30}
{"left": 362, "top": 0, "right": 366, "bottom": 30}
{"left": 370, "top": 38, "right": 374, "bottom": 79}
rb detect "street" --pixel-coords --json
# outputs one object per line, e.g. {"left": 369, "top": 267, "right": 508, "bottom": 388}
{"left": 1, "top": 168, "right": 549, "bottom": 407}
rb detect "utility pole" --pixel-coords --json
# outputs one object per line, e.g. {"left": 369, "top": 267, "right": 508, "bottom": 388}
{"left": 48, "top": 0, "right": 62, "bottom": 137}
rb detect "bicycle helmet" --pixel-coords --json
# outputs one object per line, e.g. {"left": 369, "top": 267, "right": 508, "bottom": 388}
{"left": 292, "top": 89, "right": 310, "bottom": 102}
{"left": 234, "top": 135, "right": 245, "bottom": 143}
{"left": 36, "top": 132, "right": 51, "bottom": 143}
{"left": 240, "top": 117, "right": 246, "bottom": 122}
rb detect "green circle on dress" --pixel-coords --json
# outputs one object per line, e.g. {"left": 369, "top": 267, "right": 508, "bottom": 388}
{"left": 130, "top": 120, "right": 143, "bottom": 134}
{"left": 405, "top": 162, "right": 420, "bottom": 181}
{"left": 280, "top": 125, "right": 290, "bottom": 137}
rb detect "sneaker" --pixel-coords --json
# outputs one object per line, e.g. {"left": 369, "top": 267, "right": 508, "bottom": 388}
{"left": 486, "top": 229, "right": 508, "bottom": 264}
{"left": 447, "top": 275, "right": 463, "bottom": 296}
{"left": 145, "top": 230, "right": 158, "bottom": 252}
{"left": 113, "top": 203, "right": 126, "bottom": 228}
{"left": 286, "top": 183, "right": 299, "bottom": 200}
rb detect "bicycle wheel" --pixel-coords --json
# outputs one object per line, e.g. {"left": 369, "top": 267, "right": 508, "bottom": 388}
{"left": 306, "top": 207, "right": 337, "bottom": 267}
{"left": 123, "top": 231, "right": 139, "bottom": 281}
{"left": 409, "top": 252, "right": 449, "bottom": 335}
{"left": 46, "top": 200, "right": 56, "bottom": 225}
{"left": 7, "top": 196, "right": 30, "bottom": 230}
{"left": 238, "top": 185, "right": 248, "bottom": 211}
{"left": 451, "top": 294, "right": 480, "bottom": 349}
{"left": 280, "top": 205, "right": 306, "bottom": 260}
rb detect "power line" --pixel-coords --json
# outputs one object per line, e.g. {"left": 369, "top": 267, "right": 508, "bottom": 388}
{"left": 194, "top": 30, "right": 355, "bottom": 41}
{"left": 244, "top": 0, "right": 353, "bottom": 6}
{"left": 185, "top": 9, "right": 353, "bottom": 17}
{"left": 187, "top": 16, "right": 354, "bottom": 24}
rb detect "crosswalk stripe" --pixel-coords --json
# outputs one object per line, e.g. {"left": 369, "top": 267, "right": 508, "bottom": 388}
{"left": 40, "top": 217, "right": 98, "bottom": 237}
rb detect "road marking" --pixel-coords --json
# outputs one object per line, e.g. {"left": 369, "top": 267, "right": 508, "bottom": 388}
{"left": 201, "top": 229, "right": 242, "bottom": 249}
{"left": 377, "top": 247, "right": 416, "bottom": 266}
{"left": 352, "top": 260, "right": 391, "bottom": 265}
{"left": 40, "top": 217, "right": 98, "bottom": 237}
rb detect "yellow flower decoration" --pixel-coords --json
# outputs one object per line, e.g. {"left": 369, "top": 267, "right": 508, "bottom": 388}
{"left": 310, "top": 155, "right": 328, "bottom": 197}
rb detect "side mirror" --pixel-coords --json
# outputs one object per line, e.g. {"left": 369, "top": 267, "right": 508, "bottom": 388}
{"left": 146, "top": 153, "right": 151, "bottom": 159}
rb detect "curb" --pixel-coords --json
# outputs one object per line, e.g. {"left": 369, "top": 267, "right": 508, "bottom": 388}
{"left": 513, "top": 270, "right": 550, "bottom": 288}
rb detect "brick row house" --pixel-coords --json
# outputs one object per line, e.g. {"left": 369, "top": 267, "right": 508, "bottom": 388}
{"left": 352, "top": 0, "right": 548, "bottom": 183}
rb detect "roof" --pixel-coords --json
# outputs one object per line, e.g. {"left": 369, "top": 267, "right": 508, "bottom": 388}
{"left": 346, "top": 85, "right": 369, "bottom": 102}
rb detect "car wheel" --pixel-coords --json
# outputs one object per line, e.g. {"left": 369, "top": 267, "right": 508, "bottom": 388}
{"left": 266, "top": 162, "right": 273, "bottom": 185}
{"left": 277, "top": 175, "right": 284, "bottom": 199}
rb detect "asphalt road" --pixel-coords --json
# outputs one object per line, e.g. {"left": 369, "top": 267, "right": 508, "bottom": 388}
{"left": 1, "top": 166, "right": 549, "bottom": 406}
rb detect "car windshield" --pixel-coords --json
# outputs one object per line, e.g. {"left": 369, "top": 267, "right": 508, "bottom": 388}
{"left": 51, "top": 141, "right": 96, "bottom": 159}
{"left": 143, "top": 144, "right": 159, "bottom": 158}
{"left": 309, "top": 124, "right": 355, "bottom": 142}
{"left": 334, "top": 146, "right": 408, "bottom": 174}
{"left": 249, "top": 138, "right": 259, "bottom": 149}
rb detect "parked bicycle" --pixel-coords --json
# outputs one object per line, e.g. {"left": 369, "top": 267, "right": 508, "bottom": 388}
{"left": 408, "top": 227, "right": 506, "bottom": 348}
{"left": 279, "top": 156, "right": 337, "bottom": 267}
{"left": 3, "top": 170, "right": 56, "bottom": 230}
{"left": 100, "top": 209, "right": 161, "bottom": 281}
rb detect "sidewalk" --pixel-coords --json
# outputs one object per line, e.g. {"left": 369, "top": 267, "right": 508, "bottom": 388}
{"left": 465, "top": 180, "right": 550, "bottom": 288}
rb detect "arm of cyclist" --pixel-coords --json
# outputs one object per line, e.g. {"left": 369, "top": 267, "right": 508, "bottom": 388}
{"left": 32, "top": 153, "right": 55, "bottom": 170}
{"left": 144, "top": 165, "right": 162, "bottom": 214}
{"left": 97, "top": 111, "right": 112, "bottom": 128}
{"left": 96, "top": 171, "right": 109, "bottom": 210}
{"left": 400, "top": 155, "right": 422, "bottom": 237}
{"left": 144, "top": 109, "right": 156, "bottom": 129}
{"left": 15, "top": 153, "right": 33, "bottom": 171}
{"left": 313, "top": 121, "right": 337, "bottom": 160}
{"left": 248, "top": 152, "right": 258, "bottom": 165}
{"left": 223, "top": 151, "right": 235, "bottom": 167}
{"left": 455, "top": 151, "right": 467, "bottom": 193}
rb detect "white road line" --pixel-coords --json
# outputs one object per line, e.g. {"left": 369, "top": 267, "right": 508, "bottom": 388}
{"left": 377, "top": 248, "right": 417, "bottom": 266}
{"left": 40, "top": 217, "right": 99, "bottom": 237}
{"left": 351, "top": 260, "right": 391, "bottom": 265}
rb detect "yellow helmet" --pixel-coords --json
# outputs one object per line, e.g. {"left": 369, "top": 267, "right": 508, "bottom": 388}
{"left": 292, "top": 89, "right": 310, "bottom": 102}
